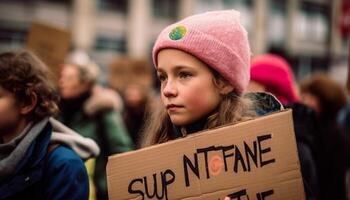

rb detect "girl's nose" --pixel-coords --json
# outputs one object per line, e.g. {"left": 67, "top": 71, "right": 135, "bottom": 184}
{"left": 162, "top": 80, "right": 178, "bottom": 98}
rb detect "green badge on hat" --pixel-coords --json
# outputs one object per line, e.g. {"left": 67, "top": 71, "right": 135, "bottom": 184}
{"left": 169, "top": 25, "right": 187, "bottom": 40}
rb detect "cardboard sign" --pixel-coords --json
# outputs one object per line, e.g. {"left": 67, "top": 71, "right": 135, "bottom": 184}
{"left": 26, "top": 21, "right": 71, "bottom": 82}
{"left": 108, "top": 57, "right": 153, "bottom": 92}
{"left": 107, "top": 110, "right": 305, "bottom": 200}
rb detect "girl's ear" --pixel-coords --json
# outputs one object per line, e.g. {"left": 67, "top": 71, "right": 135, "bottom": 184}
{"left": 20, "top": 92, "right": 38, "bottom": 115}
{"left": 216, "top": 78, "right": 234, "bottom": 95}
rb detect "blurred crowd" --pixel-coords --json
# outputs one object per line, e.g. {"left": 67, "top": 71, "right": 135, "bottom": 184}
{"left": 248, "top": 54, "right": 350, "bottom": 200}
{"left": 0, "top": 0, "right": 349, "bottom": 197}
{"left": 1, "top": 38, "right": 350, "bottom": 200}
{"left": 56, "top": 49, "right": 350, "bottom": 200}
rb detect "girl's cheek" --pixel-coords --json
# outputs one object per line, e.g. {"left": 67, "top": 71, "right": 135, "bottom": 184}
{"left": 160, "top": 95, "right": 167, "bottom": 105}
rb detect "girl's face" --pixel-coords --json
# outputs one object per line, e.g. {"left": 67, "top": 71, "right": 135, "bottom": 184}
{"left": 301, "top": 92, "right": 321, "bottom": 115}
{"left": 59, "top": 64, "right": 90, "bottom": 99}
{"left": 0, "top": 87, "right": 22, "bottom": 139}
{"left": 157, "top": 49, "right": 222, "bottom": 126}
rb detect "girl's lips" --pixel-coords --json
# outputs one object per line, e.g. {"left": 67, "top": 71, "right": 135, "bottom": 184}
{"left": 166, "top": 104, "right": 183, "bottom": 110}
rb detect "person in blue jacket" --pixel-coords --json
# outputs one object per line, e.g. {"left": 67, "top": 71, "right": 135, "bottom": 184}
{"left": 0, "top": 50, "right": 100, "bottom": 200}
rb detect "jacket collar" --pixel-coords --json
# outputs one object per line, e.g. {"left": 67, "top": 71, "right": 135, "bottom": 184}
{"left": 171, "top": 115, "right": 209, "bottom": 139}
{"left": 0, "top": 118, "right": 50, "bottom": 182}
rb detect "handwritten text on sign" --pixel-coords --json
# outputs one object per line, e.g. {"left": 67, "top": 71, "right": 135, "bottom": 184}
{"left": 128, "top": 134, "right": 276, "bottom": 199}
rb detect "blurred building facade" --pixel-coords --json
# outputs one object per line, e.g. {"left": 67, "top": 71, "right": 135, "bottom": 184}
{"left": 0, "top": 0, "right": 348, "bottom": 83}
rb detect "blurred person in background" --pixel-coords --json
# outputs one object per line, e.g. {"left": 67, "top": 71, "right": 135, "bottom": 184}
{"left": 337, "top": 102, "right": 350, "bottom": 200}
{"left": 300, "top": 73, "right": 348, "bottom": 200}
{"left": 248, "top": 54, "right": 319, "bottom": 200}
{"left": 108, "top": 57, "right": 154, "bottom": 149}
{"left": 122, "top": 84, "right": 151, "bottom": 148}
{"left": 58, "top": 50, "right": 133, "bottom": 200}
{"left": 248, "top": 54, "right": 299, "bottom": 105}
{"left": 0, "top": 50, "right": 99, "bottom": 200}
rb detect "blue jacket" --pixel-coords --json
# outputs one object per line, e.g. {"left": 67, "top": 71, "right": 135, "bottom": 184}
{"left": 0, "top": 122, "right": 89, "bottom": 200}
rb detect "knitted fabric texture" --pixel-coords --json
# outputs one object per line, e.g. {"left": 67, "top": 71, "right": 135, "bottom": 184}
{"left": 250, "top": 54, "right": 299, "bottom": 105}
{"left": 152, "top": 10, "right": 251, "bottom": 95}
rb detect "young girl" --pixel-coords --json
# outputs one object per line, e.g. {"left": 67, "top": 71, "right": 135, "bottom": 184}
{"left": 0, "top": 50, "right": 99, "bottom": 200}
{"left": 141, "top": 10, "right": 270, "bottom": 147}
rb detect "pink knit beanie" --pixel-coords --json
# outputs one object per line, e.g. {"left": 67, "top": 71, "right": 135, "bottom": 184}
{"left": 250, "top": 54, "right": 300, "bottom": 105}
{"left": 152, "top": 10, "right": 251, "bottom": 96}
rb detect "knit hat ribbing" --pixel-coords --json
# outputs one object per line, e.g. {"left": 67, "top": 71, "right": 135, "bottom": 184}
{"left": 152, "top": 10, "right": 251, "bottom": 95}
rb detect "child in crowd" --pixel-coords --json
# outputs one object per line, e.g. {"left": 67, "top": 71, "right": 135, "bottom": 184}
{"left": 300, "top": 73, "right": 348, "bottom": 200}
{"left": 141, "top": 10, "right": 281, "bottom": 147}
{"left": 140, "top": 11, "right": 284, "bottom": 200}
{"left": 0, "top": 50, "right": 99, "bottom": 200}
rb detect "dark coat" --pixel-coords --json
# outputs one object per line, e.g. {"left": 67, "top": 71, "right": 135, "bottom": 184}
{"left": 253, "top": 94, "right": 319, "bottom": 200}
{"left": 286, "top": 103, "right": 319, "bottom": 200}
{"left": 314, "top": 119, "right": 348, "bottom": 200}
{"left": 0, "top": 122, "right": 89, "bottom": 200}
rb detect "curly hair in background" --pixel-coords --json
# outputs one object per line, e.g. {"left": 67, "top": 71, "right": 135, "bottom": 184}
{"left": 0, "top": 50, "right": 59, "bottom": 122}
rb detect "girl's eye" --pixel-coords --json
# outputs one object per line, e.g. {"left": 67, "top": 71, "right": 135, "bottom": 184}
{"left": 157, "top": 74, "right": 166, "bottom": 82}
{"left": 179, "top": 71, "right": 192, "bottom": 79}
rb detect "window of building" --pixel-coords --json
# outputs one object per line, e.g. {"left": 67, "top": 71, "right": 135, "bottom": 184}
{"left": 1, "top": 0, "right": 72, "bottom": 5}
{"left": 97, "top": 0, "right": 128, "bottom": 13}
{"left": 267, "top": 0, "right": 287, "bottom": 48}
{"left": 94, "top": 36, "right": 126, "bottom": 53}
{"left": 152, "top": 0, "right": 179, "bottom": 20}
{"left": 0, "top": 20, "right": 29, "bottom": 50}
{"left": 297, "top": 1, "right": 330, "bottom": 44}
{"left": 40, "top": 0, "right": 71, "bottom": 4}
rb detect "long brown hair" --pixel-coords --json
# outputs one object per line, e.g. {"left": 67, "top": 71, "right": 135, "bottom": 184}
{"left": 140, "top": 71, "right": 256, "bottom": 147}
